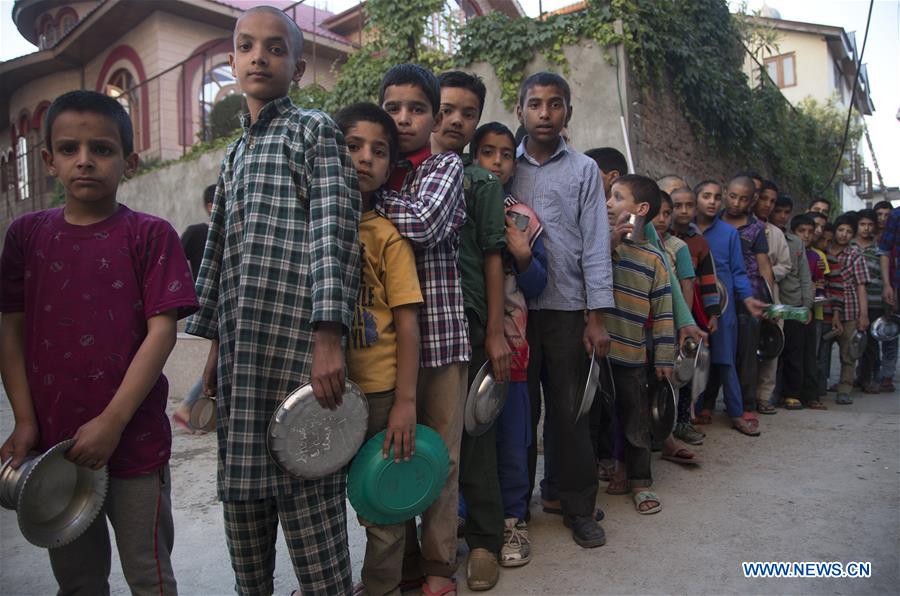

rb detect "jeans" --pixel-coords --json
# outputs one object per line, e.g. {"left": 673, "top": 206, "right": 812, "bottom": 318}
{"left": 881, "top": 337, "right": 899, "bottom": 381}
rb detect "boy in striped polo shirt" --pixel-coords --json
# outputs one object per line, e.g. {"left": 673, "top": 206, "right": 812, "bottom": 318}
{"left": 605, "top": 175, "right": 675, "bottom": 516}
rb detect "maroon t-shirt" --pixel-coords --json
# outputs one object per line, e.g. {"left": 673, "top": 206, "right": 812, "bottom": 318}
{"left": 0, "top": 205, "right": 198, "bottom": 477}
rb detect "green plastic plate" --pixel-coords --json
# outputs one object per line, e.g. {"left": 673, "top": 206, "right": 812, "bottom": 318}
{"left": 347, "top": 424, "right": 449, "bottom": 525}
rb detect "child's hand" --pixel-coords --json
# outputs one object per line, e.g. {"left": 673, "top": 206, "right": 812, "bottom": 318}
{"left": 311, "top": 323, "right": 345, "bottom": 410}
{"left": 0, "top": 421, "right": 39, "bottom": 469}
{"left": 655, "top": 366, "right": 673, "bottom": 381}
{"left": 485, "top": 331, "right": 512, "bottom": 383}
{"left": 505, "top": 215, "right": 532, "bottom": 270}
{"left": 832, "top": 316, "right": 843, "bottom": 335}
{"left": 610, "top": 211, "right": 634, "bottom": 250}
{"left": 66, "top": 413, "right": 126, "bottom": 470}
{"left": 742, "top": 297, "right": 768, "bottom": 318}
{"left": 707, "top": 316, "right": 718, "bottom": 334}
{"left": 384, "top": 400, "right": 416, "bottom": 462}
{"left": 678, "top": 325, "right": 707, "bottom": 347}
{"left": 857, "top": 314, "right": 869, "bottom": 331}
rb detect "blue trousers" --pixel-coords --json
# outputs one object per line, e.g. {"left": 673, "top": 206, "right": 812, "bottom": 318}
{"left": 495, "top": 381, "right": 532, "bottom": 520}
{"left": 699, "top": 362, "right": 744, "bottom": 418}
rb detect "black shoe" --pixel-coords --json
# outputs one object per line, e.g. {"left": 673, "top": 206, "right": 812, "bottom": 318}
{"left": 564, "top": 515, "right": 606, "bottom": 548}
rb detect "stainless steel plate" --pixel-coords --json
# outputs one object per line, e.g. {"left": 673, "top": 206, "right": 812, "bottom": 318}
{"left": 1, "top": 439, "right": 108, "bottom": 549}
{"left": 189, "top": 395, "right": 216, "bottom": 432}
{"left": 716, "top": 279, "right": 729, "bottom": 315}
{"left": 757, "top": 319, "right": 784, "bottom": 360}
{"left": 576, "top": 349, "right": 600, "bottom": 423}
{"left": 464, "top": 361, "right": 509, "bottom": 437}
{"left": 871, "top": 315, "right": 900, "bottom": 342}
{"left": 848, "top": 330, "right": 868, "bottom": 360}
{"left": 672, "top": 339, "right": 698, "bottom": 390}
{"left": 690, "top": 339, "right": 710, "bottom": 410}
{"left": 267, "top": 381, "right": 368, "bottom": 479}
{"left": 650, "top": 377, "right": 677, "bottom": 439}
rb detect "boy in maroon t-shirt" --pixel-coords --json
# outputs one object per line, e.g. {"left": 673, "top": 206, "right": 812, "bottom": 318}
{"left": 0, "top": 91, "right": 197, "bottom": 594}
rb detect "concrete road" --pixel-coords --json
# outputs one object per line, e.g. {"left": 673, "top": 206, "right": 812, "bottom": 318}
{"left": 1, "top": 379, "right": 898, "bottom": 594}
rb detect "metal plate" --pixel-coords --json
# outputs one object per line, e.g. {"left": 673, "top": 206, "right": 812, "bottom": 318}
{"left": 848, "top": 330, "right": 868, "bottom": 360}
{"left": 576, "top": 349, "right": 600, "bottom": 422}
{"left": 267, "top": 381, "right": 369, "bottom": 479}
{"left": 7, "top": 439, "right": 109, "bottom": 549}
{"left": 690, "top": 339, "right": 710, "bottom": 411}
{"left": 672, "top": 339, "right": 698, "bottom": 390}
{"left": 650, "top": 377, "right": 677, "bottom": 439}
{"left": 871, "top": 315, "right": 900, "bottom": 342}
{"left": 189, "top": 395, "right": 216, "bottom": 432}
{"left": 716, "top": 279, "right": 729, "bottom": 315}
{"left": 464, "top": 361, "right": 509, "bottom": 437}
{"left": 757, "top": 319, "right": 784, "bottom": 360}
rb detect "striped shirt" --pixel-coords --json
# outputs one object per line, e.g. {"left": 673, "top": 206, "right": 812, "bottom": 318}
{"left": 607, "top": 239, "right": 675, "bottom": 368}
{"left": 674, "top": 225, "right": 721, "bottom": 321}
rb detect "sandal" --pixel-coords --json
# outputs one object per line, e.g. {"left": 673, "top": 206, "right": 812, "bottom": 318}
{"left": 783, "top": 398, "right": 803, "bottom": 410}
{"left": 606, "top": 477, "right": 629, "bottom": 495}
{"left": 661, "top": 447, "right": 701, "bottom": 466}
{"left": 757, "top": 402, "right": 777, "bottom": 415}
{"left": 542, "top": 499, "right": 562, "bottom": 515}
{"left": 806, "top": 400, "right": 828, "bottom": 410}
{"left": 421, "top": 578, "right": 457, "bottom": 596}
{"left": 835, "top": 393, "right": 853, "bottom": 405}
{"left": 695, "top": 409, "right": 713, "bottom": 425}
{"left": 732, "top": 419, "right": 760, "bottom": 436}
{"left": 632, "top": 490, "right": 661, "bottom": 515}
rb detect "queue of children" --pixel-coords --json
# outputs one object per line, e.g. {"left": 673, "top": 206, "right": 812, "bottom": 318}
{"left": 1, "top": 5, "right": 898, "bottom": 596}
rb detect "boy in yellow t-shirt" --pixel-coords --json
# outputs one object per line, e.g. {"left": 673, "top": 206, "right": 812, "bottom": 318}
{"left": 336, "top": 103, "right": 423, "bottom": 595}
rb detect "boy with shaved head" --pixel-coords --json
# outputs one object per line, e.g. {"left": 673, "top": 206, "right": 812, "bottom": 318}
{"left": 186, "top": 6, "right": 361, "bottom": 593}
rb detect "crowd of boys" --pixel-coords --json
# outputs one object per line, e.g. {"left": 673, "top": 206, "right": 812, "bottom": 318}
{"left": 1, "top": 6, "right": 897, "bottom": 596}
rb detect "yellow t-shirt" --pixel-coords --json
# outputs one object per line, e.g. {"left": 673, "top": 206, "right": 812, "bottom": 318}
{"left": 812, "top": 247, "right": 830, "bottom": 321}
{"left": 347, "top": 211, "right": 423, "bottom": 393}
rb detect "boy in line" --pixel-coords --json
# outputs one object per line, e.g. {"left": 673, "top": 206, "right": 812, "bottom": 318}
{"left": 878, "top": 206, "right": 900, "bottom": 392}
{"left": 718, "top": 175, "right": 773, "bottom": 422}
{"left": 473, "top": 121, "right": 548, "bottom": 568}
{"left": 512, "top": 72, "right": 612, "bottom": 548}
{"left": 670, "top": 186, "right": 721, "bottom": 445}
{"left": 337, "top": 103, "right": 424, "bottom": 596}
{"left": 173, "top": 184, "right": 217, "bottom": 434}
{"left": 823, "top": 216, "right": 870, "bottom": 405}
{"left": 694, "top": 180, "right": 767, "bottom": 436}
{"left": 853, "top": 210, "right": 884, "bottom": 394}
{"left": 873, "top": 201, "right": 898, "bottom": 392}
{"left": 431, "top": 70, "right": 509, "bottom": 591}
{"left": 606, "top": 175, "right": 675, "bottom": 515}
{"left": 779, "top": 215, "right": 819, "bottom": 409}
{"left": 809, "top": 198, "right": 832, "bottom": 218}
{"left": 1, "top": 90, "right": 198, "bottom": 594}
{"left": 377, "top": 64, "right": 469, "bottom": 596}
{"left": 653, "top": 193, "right": 696, "bottom": 310}
{"left": 185, "top": 8, "right": 361, "bottom": 593}
{"left": 771, "top": 195, "right": 794, "bottom": 232}
{"left": 751, "top": 181, "right": 790, "bottom": 414}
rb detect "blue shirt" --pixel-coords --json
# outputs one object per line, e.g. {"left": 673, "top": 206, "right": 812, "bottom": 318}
{"left": 702, "top": 216, "right": 753, "bottom": 309}
{"left": 510, "top": 138, "right": 614, "bottom": 311}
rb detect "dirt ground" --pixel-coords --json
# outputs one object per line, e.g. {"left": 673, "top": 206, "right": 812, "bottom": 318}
{"left": 1, "top": 372, "right": 898, "bottom": 595}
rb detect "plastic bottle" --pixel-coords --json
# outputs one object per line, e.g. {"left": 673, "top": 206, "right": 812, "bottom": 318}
{"left": 766, "top": 304, "right": 810, "bottom": 321}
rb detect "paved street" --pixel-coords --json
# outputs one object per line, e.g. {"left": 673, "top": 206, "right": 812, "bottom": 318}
{"left": 1, "top": 371, "right": 898, "bottom": 595}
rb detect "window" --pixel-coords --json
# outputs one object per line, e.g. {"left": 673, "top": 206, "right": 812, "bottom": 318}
{"left": 106, "top": 69, "right": 140, "bottom": 149}
{"left": 41, "top": 19, "right": 57, "bottom": 47}
{"left": 763, "top": 53, "right": 796, "bottom": 88}
{"left": 59, "top": 12, "right": 77, "bottom": 35}
{"left": 199, "top": 63, "right": 239, "bottom": 140}
{"left": 16, "top": 135, "right": 29, "bottom": 201}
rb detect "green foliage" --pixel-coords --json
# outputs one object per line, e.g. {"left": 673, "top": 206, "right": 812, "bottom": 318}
{"left": 208, "top": 94, "right": 244, "bottom": 140}
{"left": 324, "top": 0, "right": 453, "bottom": 112}
{"left": 289, "top": 83, "right": 332, "bottom": 110}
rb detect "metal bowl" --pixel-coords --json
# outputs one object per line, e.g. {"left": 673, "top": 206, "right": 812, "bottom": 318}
{"left": 0, "top": 439, "right": 108, "bottom": 549}
{"left": 757, "top": 319, "right": 784, "bottom": 360}
{"left": 848, "top": 330, "right": 868, "bottom": 360}
{"left": 672, "top": 339, "right": 698, "bottom": 389}
{"left": 267, "top": 381, "right": 369, "bottom": 479}
{"left": 871, "top": 315, "right": 900, "bottom": 342}
{"left": 465, "top": 361, "right": 509, "bottom": 436}
{"left": 690, "top": 339, "right": 710, "bottom": 409}
{"left": 189, "top": 395, "right": 216, "bottom": 432}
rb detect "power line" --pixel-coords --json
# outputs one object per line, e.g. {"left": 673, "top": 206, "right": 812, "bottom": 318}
{"left": 816, "top": 0, "right": 874, "bottom": 197}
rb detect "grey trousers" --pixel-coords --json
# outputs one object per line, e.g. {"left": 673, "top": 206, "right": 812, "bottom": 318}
{"left": 49, "top": 465, "right": 177, "bottom": 596}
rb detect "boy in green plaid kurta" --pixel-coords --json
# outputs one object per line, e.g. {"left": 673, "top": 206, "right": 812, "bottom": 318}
{"left": 185, "top": 8, "right": 360, "bottom": 595}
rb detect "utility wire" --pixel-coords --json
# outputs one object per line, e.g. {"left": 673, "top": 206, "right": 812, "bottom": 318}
{"left": 817, "top": 0, "right": 874, "bottom": 197}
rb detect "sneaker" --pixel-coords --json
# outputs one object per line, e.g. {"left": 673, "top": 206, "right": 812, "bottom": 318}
{"left": 500, "top": 518, "right": 531, "bottom": 567}
{"left": 466, "top": 547, "right": 499, "bottom": 591}
{"left": 880, "top": 379, "right": 896, "bottom": 393}
{"left": 563, "top": 515, "right": 606, "bottom": 548}
{"left": 673, "top": 422, "right": 704, "bottom": 445}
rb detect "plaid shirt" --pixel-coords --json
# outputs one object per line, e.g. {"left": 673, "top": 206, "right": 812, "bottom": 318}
{"left": 185, "top": 97, "right": 361, "bottom": 500}
{"left": 377, "top": 151, "right": 470, "bottom": 368}
{"left": 826, "top": 246, "right": 870, "bottom": 322}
